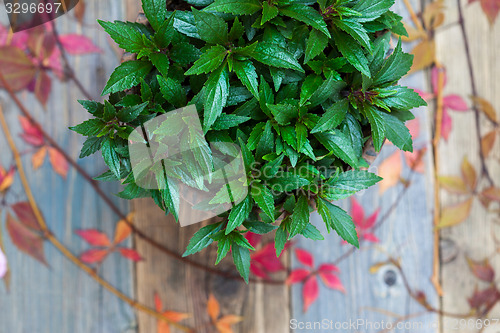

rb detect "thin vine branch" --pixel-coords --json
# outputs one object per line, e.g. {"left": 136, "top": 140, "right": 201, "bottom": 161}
{"left": 0, "top": 104, "right": 194, "bottom": 333}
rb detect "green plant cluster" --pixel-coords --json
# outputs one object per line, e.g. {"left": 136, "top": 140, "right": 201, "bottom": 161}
{"left": 71, "top": 0, "right": 426, "bottom": 281}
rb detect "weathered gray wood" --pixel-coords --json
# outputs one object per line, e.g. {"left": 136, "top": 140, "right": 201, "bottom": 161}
{"left": 0, "top": 1, "right": 137, "bottom": 332}
{"left": 290, "top": 1, "right": 439, "bottom": 331}
{"left": 436, "top": 0, "right": 500, "bottom": 330}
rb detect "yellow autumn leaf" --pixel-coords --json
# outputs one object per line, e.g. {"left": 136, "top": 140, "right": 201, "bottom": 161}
{"left": 409, "top": 39, "right": 435, "bottom": 74}
{"left": 438, "top": 176, "right": 469, "bottom": 195}
{"left": 471, "top": 96, "right": 498, "bottom": 123}
{"left": 460, "top": 157, "right": 477, "bottom": 192}
{"left": 437, "top": 198, "right": 473, "bottom": 229}
{"left": 481, "top": 131, "right": 497, "bottom": 158}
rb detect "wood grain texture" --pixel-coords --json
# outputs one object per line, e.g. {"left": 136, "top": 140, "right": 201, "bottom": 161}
{"left": 435, "top": 0, "right": 500, "bottom": 331}
{"left": 0, "top": 1, "right": 137, "bottom": 332}
{"left": 133, "top": 199, "right": 290, "bottom": 333}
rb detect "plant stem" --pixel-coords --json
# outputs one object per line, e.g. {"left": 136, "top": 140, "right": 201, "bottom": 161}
{"left": 0, "top": 104, "right": 194, "bottom": 333}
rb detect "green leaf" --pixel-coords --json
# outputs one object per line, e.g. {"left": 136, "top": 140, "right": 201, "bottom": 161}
{"left": 153, "top": 12, "right": 175, "bottom": 48}
{"left": 289, "top": 194, "right": 310, "bottom": 238}
{"left": 372, "top": 39, "right": 413, "bottom": 86}
{"left": 204, "top": 65, "right": 229, "bottom": 131}
{"left": 205, "top": 0, "right": 262, "bottom": 15}
{"left": 148, "top": 53, "right": 170, "bottom": 78}
{"left": 185, "top": 45, "right": 227, "bottom": 75}
{"left": 274, "top": 221, "right": 288, "bottom": 257}
{"left": 215, "top": 237, "right": 231, "bottom": 264}
{"left": 322, "top": 170, "right": 381, "bottom": 200}
{"left": 70, "top": 119, "right": 105, "bottom": 136}
{"left": 101, "top": 138, "right": 121, "bottom": 179}
{"left": 256, "top": 121, "right": 274, "bottom": 159}
{"left": 78, "top": 100, "right": 104, "bottom": 117}
{"left": 117, "top": 182, "right": 149, "bottom": 199}
{"left": 79, "top": 137, "right": 104, "bottom": 158}
{"left": 311, "top": 99, "right": 348, "bottom": 133}
{"left": 170, "top": 42, "right": 202, "bottom": 66}
{"left": 279, "top": 5, "right": 330, "bottom": 38}
{"left": 300, "top": 223, "right": 324, "bottom": 240}
{"left": 183, "top": 222, "right": 222, "bottom": 256}
{"left": 233, "top": 60, "right": 259, "bottom": 98}
{"left": 333, "top": 29, "right": 370, "bottom": 77}
{"left": 267, "top": 102, "right": 298, "bottom": 125}
{"left": 262, "top": 2, "right": 279, "bottom": 25}
{"left": 308, "top": 73, "right": 346, "bottom": 107}
{"left": 98, "top": 20, "right": 151, "bottom": 54}
{"left": 232, "top": 243, "right": 251, "bottom": 283}
{"left": 379, "top": 86, "right": 426, "bottom": 110}
{"left": 250, "top": 181, "right": 275, "bottom": 221}
{"left": 157, "top": 75, "right": 186, "bottom": 108}
{"left": 380, "top": 111, "right": 413, "bottom": 151}
{"left": 229, "top": 17, "right": 245, "bottom": 41}
{"left": 213, "top": 113, "right": 250, "bottom": 130}
{"left": 241, "top": 42, "right": 304, "bottom": 73}
{"left": 117, "top": 101, "right": 149, "bottom": 122}
{"left": 243, "top": 221, "right": 277, "bottom": 234}
{"left": 333, "top": 18, "right": 372, "bottom": 52}
{"left": 353, "top": 0, "right": 395, "bottom": 22}
{"left": 364, "top": 104, "right": 386, "bottom": 151}
{"left": 192, "top": 8, "right": 228, "bottom": 45}
{"left": 304, "top": 29, "right": 328, "bottom": 64}
{"left": 300, "top": 74, "right": 323, "bottom": 106}
{"left": 102, "top": 60, "right": 153, "bottom": 95}
{"left": 142, "top": 0, "right": 167, "bottom": 31}
{"left": 317, "top": 198, "right": 359, "bottom": 247}
{"left": 315, "top": 131, "right": 359, "bottom": 168}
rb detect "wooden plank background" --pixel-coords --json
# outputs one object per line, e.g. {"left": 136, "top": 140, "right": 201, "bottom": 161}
{"left": 0, "top": 0, "right": 499, "bottom": 332}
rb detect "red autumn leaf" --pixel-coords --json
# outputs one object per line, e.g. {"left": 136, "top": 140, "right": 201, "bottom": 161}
{"left": 80, "top": 248, "right": 109, "bottom": 264}
{"left": 207, "top": 293, "right": 220, "bottom": 322}
{"left": 48, "top": 147, "right": 69, "bottom": 178}
{"left": 74, "top": 0, "right": 86, "bottom": 24}
{"left": 441, "top": 107, "right": 452, "bottom": 141}
{"left": 0, "top": 165, "right": 15, "bottom": 192}
{"left": 6, "top": 213, "right": 47, "bottom": 265}
{"left": 318, "top": 263, "right": 340, "bottom": 273}
{"left": 59, "top": 34, "right": 102, "bottom": 55}
{"left": 443, "top": 95, "right": 469, "bottom": 111}
{"left": 75, "top": 229, "right": 111, "bottom": 247}
{"left": 378, "top": 151, "right": 402, "bottom": 194}
{"left": 19, "top": 116, "right": 44, "bottom": 146}
{"left": 302, "top": 275, "right": 319, "bottom": 312}
{"left": 286, "top": 269, "right": 310, "bottom": 285}
{"left": 295, "top": 248, "right": 314, "bottom": 268}
{"left": 406, "top": 118, "right": 420, "bottom": 140}
{"left": 154, "top": 292, "right": 190, "bottom": 333}
{"left": 466, "top": 258, "right": 495, "bottom": 282}
{"left": 468, "top": 286, "right": 499, "bottom": 311}
{"left": 33, "top": 70, "right": 52, "bottom": 107}
{"left": 250, "top": 242, "right": 285, "bottom": 278}
{"left": 0, "top": 46, "right": 37, "bottom": 91}
{"left": 319, "top": 271, "right": 345, "bottom": 292}
{"left": 245, "top": 232, "right": 262, "bottom": 248}
{"left": 27, "top": 27, "right": 56, "bottom": 61}
{"left": 350, "top": 198, "right": 379, "bottom": 243}
{"left": 469, "top": 0, "right": 500, "bottom": 25}
{"left": 11, "top": 201, "right": 42, "bottom": 231}
{"left": 481, "top": 187, "right": 500, "bottom": 203}
{"left": 32, "top": 146, "right": 47, "bottom": 170}
{"left": 119, "top": 248, "right": 143, "bottom": 261}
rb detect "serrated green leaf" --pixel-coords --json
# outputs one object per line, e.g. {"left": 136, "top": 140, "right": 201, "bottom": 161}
{"left": 317, "top": 198, "right": 359, "bottom": 247}
{"left": 250, "top": 181, "right": 274, "bottom": 220}
{"left": 170, "top": 42, "right": 202, "bottom": 66}
{"left": 333, "top": 29, "right": 370, "bottom": 77}
{"left": 101, "top": 138, "right": 121, "bottom": 178}
{"left": 311, "top": 99, "right": 348, "bottom": 133}
{"left": 300, "top": 223, "right": 324, "bottom": 240}
{"left": 267, "top": 102, "right": 298, "bottom": 125}
{"left": 205, "top": 0, "right": 262, "bottom": 15}
{"left": 262, "top": 2, "right": 279, "bottom": 24}
{"left": 213, "top": 113, "right": 250, "bottom": 130}
{"left": 241, "top": 42, "right": 304, "bottom": 73}
{"left": 157, "top": 75, "right": 186, "bottom": 108}
{"left": 153, "top": 12, "right": 175, "bottom": 48}
{"left": 289, "top": 194, "right": 310, "bottom": 238}
{"left": 364, "top": 104, "right": 386, "bottom": 151}
{"left": 117, "top": 101, "right": 149, "bottom": 122}
{"left": 379, "top": 85, "right": 426, "bottom": 110}
{"left": 315, "top": 131, "right": 359, "bottom": 168}
{"left": 232, "top": 243, "right": 251, "bottom": 283}
{"left": 142, "top": 0, "right": 167, "bottom": 31}
{"left": 98, "top": 20, "right": 151, "bottom": 54}
{"left": 304, "top": 29, "right": 328, "bottom": 64}
{"left": 183, "top": 222, "right": 222, "bottom": 256}
{"left": 70, "top": 119, "right": 106, "bottom": 136}
{"left": 300, "top": 74, "right": 323, "bottom": 105}
{"left": 308, "top": 73, "right": 346, "bottom": 107}
{"left": 79, "top": 136, "right": 104, "bottom": 158}
{"left": 280, "top": 4, "right": 330, "bottom": 38}
{"left": 192, "top": 8, "right": 228, "bottom": 44}
{"left": 185, "top": 45, "right": 227, "bottom": 75}
{"left": 353, "top": 0, "right": 395, "bottom": 22}
{"left": 333, "top": 18, "right": 372, "bottom": 52}
{"left": 102, "top": 60, "right": 153, "bottom": 95}
{"left": 380, "top": 111, "right": 413, "bottom": 151}
{"left": 149, "top": 53, "right": 170, "bottom": 77}
{"left": 204, "top": 65, "right": 229, "bottom": 131}
{"left": 372, "top": 39, "right": 413, "bottom": 86}
{"left": 233, "top": 60, "right": 259, "bottom": 98}
{"left": 275, "top": 221, "right": 288, "bottom": 257}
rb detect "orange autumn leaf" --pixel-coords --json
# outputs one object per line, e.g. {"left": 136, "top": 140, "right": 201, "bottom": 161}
{"left": 216, "top": 315, "right": 244, "bottom": 333}
{"left": 48, "top": 147, "right": 68, "bottom": 178}
{"left": 471, "top": 96, "right": 498, "bottom": 123}
{"left": 207, "top": 293, "right": 220, "bottom": 322}
{"left": 422, "top": 0, "right": 445, "bottom": 30}
{"left": 154, "top": 292, "right": 190, "bottom": 333}
{"left": 378, "top": 151, "right": 402, "bottom": 194}
{"left": 438, "top": 176, "right": 469, "bottom": 194}
{"left": 0, "top": 166, "right": 15, "bottom": 192}
{"left": 437, "top": 198, "right": 473, "bottom": 228}
{"left": 461, "top": 157, "right": 477, "bottom": 191}
{"left": 404, "top": 148, "right": 426, "bottom": 173}
{"left": 32, "top": 146, "right": 47, "bottom": 170}
{"left": 409, "top": 39, "right": 435, "bottom": 74}
{"left": 481, "top": 131, "right": 497, "bottom": 158}
{"left": 114, "top": 212, "right": 135, "bottom": 244}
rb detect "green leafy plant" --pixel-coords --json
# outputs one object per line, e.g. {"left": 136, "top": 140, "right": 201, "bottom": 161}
{"left": 71, "top": 0, "right": 426, "bottom": 282}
